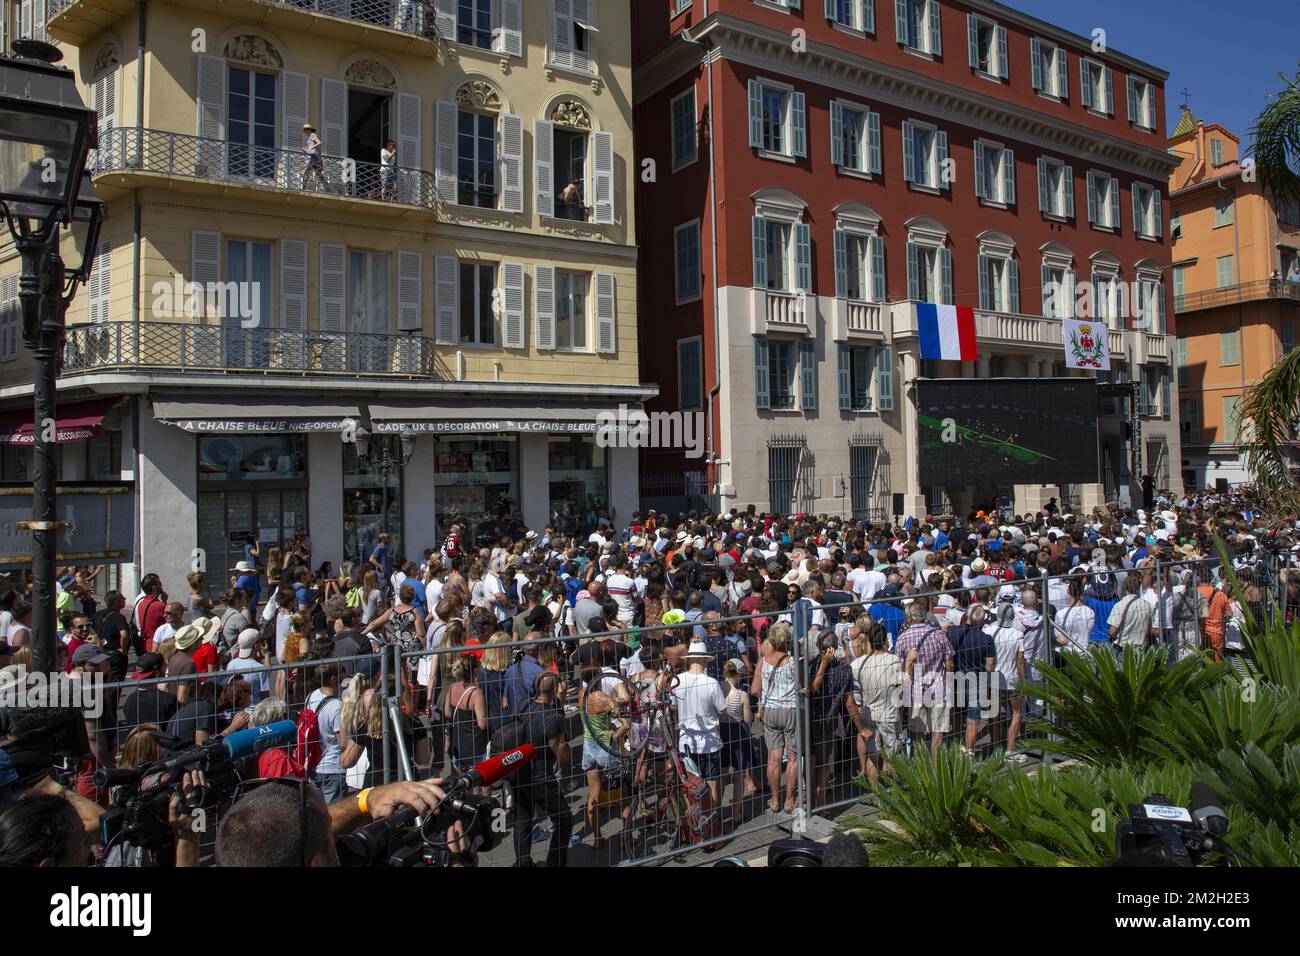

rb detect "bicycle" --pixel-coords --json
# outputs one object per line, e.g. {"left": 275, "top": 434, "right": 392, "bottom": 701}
{"left": 578, "top": 665, "right": 719, "bottom": 860}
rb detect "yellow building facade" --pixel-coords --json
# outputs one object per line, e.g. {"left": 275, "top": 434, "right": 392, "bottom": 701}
{"left": 0, "top": 0, "right": 648, "bottom": 589}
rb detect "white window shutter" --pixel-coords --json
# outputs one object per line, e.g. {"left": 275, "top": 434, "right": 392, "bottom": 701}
{"left": 396, "top": 92, "right": 421, "bottom": 170}
{"left": 433, "top": 0, "right": 456, "bottom": 39}
{"left": 319, "top": 244, "right": 345, "bottom": 333}
{"left": 502, "top": 262, "right": 526, "bottom": 348}
{"left": 863, "top": 0, "right": 876, "bottom": 34}
{"left": 0, "top": 275, "right": 17, "bottom": 362}
{"left": 20, "top": 0, "right": 31, "bottom": 39}
{"left": 32, "top": 0, "right": 45, "bottom": 42}
{"left": 571, "top": 0, "right": 593, "bottom": 74}
{"left": 534, "top": 264, "right": 555, "bottom": 350}
{"left": 280, "top": 240, "right": 307, "bottom": 331}
{"left": 1127, "top": 76, "right": 1139, "bottom": 124}
{"left": 553, "top": 0, "right": 574, "bottom": 70}
{"left": 595, "top": 272, "right": 617, "bottom": 354}
{"left": 829, "top": 100, "right": 843, "bottom": 167}
{"left": 280, "top": 71, "right": 309, "bottom": 184}
{"left": 1040, "top": 262, "right": 1052, "bottom": 316}
{"left": 906, "top": 242, "right": 920, "bottom": 300}
{"left": 498, "top": 0, "right": 523, "bottom": 57}
{"left": 1002, "top": 149, "right": 1016, "bottom": 204}
{"left": 790, "top": 92, "right": 807, "bottom": 158}
{"left": 748, "top": 80, "right": 763, "bottom": 149}
{"left": 320, "top": 78, "right": 347, "bottom": 157}
{"left": 89, "top": 241, "right": 111, "bottom": 324}
{"left": 196, "top": 54, "right": 226, "bottom": 175}
{"left": 1056, "top": 47, "right": 1067, "bottom": 99}
{"left": 500, "top": 113, "right": 525, "bottom": 213}
{"left": 592, "top": 130, "right": 614, "bottom": 224}
{"left": 534, "top": 119, "right": 555, "bottom": 217}
{"left": 191, "top": 231, "right": 220, "bottom": 320}
{"left": 434, "top": 255, "right": 458, "bottom": 345}
{"left": 926, "top": 0, "right": 941, "bottom": 55}
{"left": 935, "top": 130, "right": 948, "bottom": 189}
{"left": 436, "top": 100, "right": 459, "bottom": 204}
{"left": 397, "top": 251, "right": 422, "bottom": 332}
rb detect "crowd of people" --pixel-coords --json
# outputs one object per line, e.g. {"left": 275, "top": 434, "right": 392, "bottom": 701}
{"left": 0, "top": 488, "right": 1294, "bottom": 867}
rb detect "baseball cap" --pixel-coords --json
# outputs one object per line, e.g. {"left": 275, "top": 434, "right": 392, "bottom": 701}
{"left": 237, "top": 627, "right": 260, "bottom": 658}
{"left": 71, "top": 644, "right": 109, "bottom": 666}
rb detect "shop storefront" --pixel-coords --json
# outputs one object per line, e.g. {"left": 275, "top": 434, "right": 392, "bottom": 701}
{"left": 344, "top": 437, "right": 403, "bottom": 566}
{"left": 548, "top": 434, "right": 608, "bottom": 535}
{"left": 433, "top": 435, "right": 519, "bottom": 549}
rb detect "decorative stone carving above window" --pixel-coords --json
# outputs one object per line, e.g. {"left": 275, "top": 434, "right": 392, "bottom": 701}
{"left": 345, "top": 59, "right": 397, "bottom": 91}
{"left": 455, "top": 80, "right": 501, "bottom": 112}
{"left": 551, "top": 100, "right": 592, "bottom": 130}
{"left": 224, "top": 35, "right": 283, "bottom": 69}
{"left": 94, "top": 43, "right": 119, "bottom": 75}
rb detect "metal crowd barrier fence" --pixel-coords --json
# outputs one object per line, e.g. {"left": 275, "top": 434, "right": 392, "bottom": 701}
{"left": 29, "top": 551, "right": 1291, "bottom": 867}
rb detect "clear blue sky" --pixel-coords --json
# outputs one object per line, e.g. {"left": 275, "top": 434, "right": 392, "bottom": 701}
{"left": 1008, "top": 0, "right": 1299, "bottom": 149}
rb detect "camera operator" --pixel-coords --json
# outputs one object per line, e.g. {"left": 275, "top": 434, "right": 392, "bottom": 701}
{"left": 214, "top": 778, "right": 464, "bottom": 867}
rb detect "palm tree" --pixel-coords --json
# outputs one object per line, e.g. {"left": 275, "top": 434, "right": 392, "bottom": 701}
{"left": 1240, "top": 69, "right": 1300, "bottom": 502}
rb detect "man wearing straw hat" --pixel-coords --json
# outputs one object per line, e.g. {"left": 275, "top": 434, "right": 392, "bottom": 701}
{"left": 167, "top": 623, "right": 203, "bottom": 704}
{"left": 672, "top": 639, "right": 729, "bottom": 807}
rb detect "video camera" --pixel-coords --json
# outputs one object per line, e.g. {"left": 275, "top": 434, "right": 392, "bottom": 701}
{"left": 1114, "top": 784, "right": 1244, "bottom": 866}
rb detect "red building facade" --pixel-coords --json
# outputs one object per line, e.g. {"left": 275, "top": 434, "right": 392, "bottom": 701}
{"left": 634, "top": 0, "right": 1179, "bottom": 518}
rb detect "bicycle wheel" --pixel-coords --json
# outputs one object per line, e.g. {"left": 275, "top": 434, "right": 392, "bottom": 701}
{"left": 579, "top": 672, "right": 653, "bottom": 760}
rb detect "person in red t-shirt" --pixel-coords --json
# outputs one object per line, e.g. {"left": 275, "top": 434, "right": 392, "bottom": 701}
{"left": 248, "top": 698, "right": 305, "bottom": 779}
{"left": 136, "top": 575, "right": 168, "bottom": 653}
{"left": 63, "top": 613, "right": 95, "bottom": 674}
{"left": 189, "top": 616, "right": 222, "bottom": 673}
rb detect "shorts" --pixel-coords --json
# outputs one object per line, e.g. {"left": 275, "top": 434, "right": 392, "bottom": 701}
{"left": 761, "top": 707, "right": 797, "bottom": 751}
{"left": 683, "top": 749, "right": 721, "bottom": 781}
{"left": 964, "top": 690, "right": 1011, "bottom": 724}
{"left": 907, "top": 704, "right": 950, "bottom": 735}
{"left": 581, "top": 739, "right": 614, "bottom": 771}
{"left": 719, "top": 720, "right": 753, "bottom": 771}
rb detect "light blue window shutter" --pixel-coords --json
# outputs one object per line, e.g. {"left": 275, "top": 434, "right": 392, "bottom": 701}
{"left": 974, "top": 141, "right": 986, "bottom": 199}
{"left": 935, "top": 130, "right": 948, "bottom": 189}
{"left": 1063, "top": 165, "right": 1075, "bottom": 218}
{"left": 1157, "top": 283, "right": 1167, "bottom": 333}
{"left": 939, "top": 247, "right": 953, "bottom": 304}
{"left": 1132, "top": 184, "right": 1142, "bottom": 234}
{"left": 824, "top": 0, "right": 837, "bottom": 19}
{"left": 800, "top": 340, "right": 817, "bottom": 410}
{"left": 1127, "top": 76, "right": 1138, "bottom": 123}
{"left": 1002, "top": 149, "right": 1016, "bottom": 204}
{"left": 838, "top": 345, "right": 852, "bottom": 410}
{"left": 748, "top": 80, "right": 763, "bottom": 148}
{"left": 901, "top": 120, "right": 914, "bottom": 183}
{"left": 1109, "top": 179, "right": 1120, "bottom": 230}
{"left": 866, "top": 110, "right": 881, "bottom": 174}
{"left": 1153, "top": 190, "right": 1163, "bottom": 238}
{"left": 906, "top": 242, "right": 920, "bottom": 300}
{"left": 967, "top": 14, "right": 978, "bottom": 68}
{"left": 877, "top": 345, "right": 894, "bottom": 410}
{"left": 1104, "top": 67, "right": 1113, "bottom": 115}
{"left": 977, "top": 253, "right": 991, "bottom": 310}
{"left": 1037, "top": 157, "right": 1050, "bottom": 213}
{"left": 794, "top": 222, "right": 812, "bottom": 293}
{"left": 788, "top": 0, "right": 801, "bottom": 8}
{"left": 1086, "top": 170, "right": 1098, "bottom": 224}
{"left": 926, "top": 0, "right": 941, "bottom": 55}
{"left": 1031, "top": 38, "right": 1043, "bottom": 90}
{"left": 754, "top": 338, "right": 770, "bottom": 409}
{"left": 1040, "top": 262, "right": 1052, "bottom": 316}
{"left": 830, "top": 100, "right": 844, "bottom": 167}
{"left": 996, "top": 26, "right": 1008, "bottom": 79}
{"left": 1080, "top": 60, "right": 1092, "bottom": 110}
{"left": 864, "top": 0, "right": 875, "bottom": 33}
{"left": 752, "top": 216, "right": 768, "bottom": 289}
{"left": 894, "top": 0, "right": 909, "bottom": 44}
{"left": 833, "top": 229, "right": 849, "bottom": 298}
{"left": 1008, "top": 258, "right": 1020, "bottom": 313}
{"left": 1056, "top": 48, "right": 1067, "bottom": 99}
{"left": 790, "top": 92, "right": 807, "bottom": 158}
{"left": 870, "top": 235, "right": 886, "bottom": 302}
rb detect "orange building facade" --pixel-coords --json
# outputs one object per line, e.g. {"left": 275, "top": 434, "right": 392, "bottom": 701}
{"left": 1168, "top": 110, "right": 1300, "bottom": 490}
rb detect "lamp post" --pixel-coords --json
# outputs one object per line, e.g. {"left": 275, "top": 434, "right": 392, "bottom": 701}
{"left": 0, "top": 39, "right": 101, "bottom": 675}
{"left": 346, "top": 419, "right": 415, "bottom": 553}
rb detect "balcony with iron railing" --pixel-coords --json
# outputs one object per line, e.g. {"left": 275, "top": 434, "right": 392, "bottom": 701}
{"left": 47, "top": 0, "right": 441, "bottom": 52}
{"left": 92, "top": 128, "right": 437, "bottom": 214}
{"left": 61, "top": 321, "right": 450, "bottom": 380}
{"left": 1174, "top": 278, "right": 1300, "bottom": 314}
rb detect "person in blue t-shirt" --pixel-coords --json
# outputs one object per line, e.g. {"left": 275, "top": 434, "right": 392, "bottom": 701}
{"left": 1083, "top": 573, "right": 1119, "bottom": 644}
{"left": 867, "top": 584, "right": 906, "bottom": 648}
{"left": 369, "top": 533, "right": 391, "bottom": 581}
{"left": 234, "top": 561, "right": 261, "bottom": 615}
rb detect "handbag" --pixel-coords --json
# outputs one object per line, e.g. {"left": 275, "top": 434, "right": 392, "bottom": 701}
{"left": 346, "top": 747, "right": 370, "bottom": 789}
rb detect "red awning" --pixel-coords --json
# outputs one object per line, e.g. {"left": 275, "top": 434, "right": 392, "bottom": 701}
{"left": 0, "top": 397, "right": 122, "bottom": 445}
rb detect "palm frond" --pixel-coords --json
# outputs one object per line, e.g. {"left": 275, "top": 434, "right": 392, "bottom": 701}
{"left": 1241, "top": 345, "right": 1300, "bottom": 506}
{"left": 1248, "top": 70, "right": 1300, "bottom": 206}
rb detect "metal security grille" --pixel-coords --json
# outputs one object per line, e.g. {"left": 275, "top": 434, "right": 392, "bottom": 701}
{"left": 768, "top": 434, "right": 806, "bottom": 516}
{"left": 849, "top": 432, "right": 888, "bottom": 522}
{"left": 925, "top": 485, "right": 951, "bottom": 517}
{"left": 1059, "top": 484, "right": 1079, "bottom": 513}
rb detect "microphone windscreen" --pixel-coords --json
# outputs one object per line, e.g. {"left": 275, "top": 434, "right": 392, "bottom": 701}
{"left": 821, "top": 831, "right": 870, "bottom": 867}
{"left": 222, "top": 720, "right": 297, "bottom": 761}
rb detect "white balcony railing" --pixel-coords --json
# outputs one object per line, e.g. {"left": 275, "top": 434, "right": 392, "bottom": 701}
{"left": 1108, "top": 329, "right": 1125, "bottom": 357}
{"left": 751, "top": 289, "right": 813, "bottom": 335}
{"left": 1144, "top": 333, "right": 1169, "bottom": 362}
{"left": 846, "top": 301, "right": 884, "bottom": 335}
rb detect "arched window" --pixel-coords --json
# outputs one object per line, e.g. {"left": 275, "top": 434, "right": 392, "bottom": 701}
{"left": 1089, "top": 251, "right": 1122, "bottom": 329}
{"left": 976, "top": 231, "right": 1019, "bottom": 313}
{"left": 751, "top": 188, "right": 811, "bottom": 294}
{"left": 904, "top": 217, "right": 950, "bottom": 304}
{"left": 91, "top": 43, "right": 120, "bottom": 170}
{"left": 832, "top": 203, "right": 884, "bottom": 302}
{"left": 1039, "top": 242, "right": 1076, "bottom": 319}
{"left": 1134, "top": 259, "right": 1166, "bottom": 334}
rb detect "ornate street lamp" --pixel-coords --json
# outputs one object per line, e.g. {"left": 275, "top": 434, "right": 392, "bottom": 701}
{"left": 0, "top": 39, "right": 101, "bottom": 675}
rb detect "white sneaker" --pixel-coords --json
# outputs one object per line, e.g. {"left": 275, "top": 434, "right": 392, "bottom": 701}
{"left": 1005, "top": 752, "right": 1030, "bottom": 765}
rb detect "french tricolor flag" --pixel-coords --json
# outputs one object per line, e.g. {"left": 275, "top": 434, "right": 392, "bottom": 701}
{"left": 916, "top": 303, "right": 978, "bottom": 361}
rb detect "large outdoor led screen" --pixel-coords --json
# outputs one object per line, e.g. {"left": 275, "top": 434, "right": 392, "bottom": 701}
{"left": 916, "top": 378, "right": 1100, "bottom": 487}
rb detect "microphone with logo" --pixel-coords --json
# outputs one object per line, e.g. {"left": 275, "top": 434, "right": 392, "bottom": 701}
{"left": 1113, "top": 783, "right": 1251, "bottom": 866}
{"left": 337, "top": 745, "right": 536, "bottom": 868}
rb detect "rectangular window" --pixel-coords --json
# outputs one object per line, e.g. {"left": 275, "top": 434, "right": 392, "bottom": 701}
{"left": 223, "top": 239, "right": 274, "bottom": 368}
{"left": 1038, "top": 157, "right": 1073, "bottom": 218}
{"left": 1217, "top": 255, "right": 1235, "bottom": 290}
{"left": 830, "top": 0, "right": 871, "bottom": 32}
{"left": 1223, "top": 396, "right": 1240, "bottom": 444}
{"left": 843, "top": 233, "right": 869, "bottom": 300}
{"left": 1094, "top": 273, "right": 1118, "bottom": 325}
{"left": 457, "top": 0, "right": 494, "bottom": 49}
{"left": 1128, "top": 76, "right": 1155, "bottom": 130}
{"left": 769, "top": 339, "right": 796, "bottom": 410}
{"left": 1213, "top": 196, "right": 1233, "bottom": 229}
{"left": 970, "top": 16, "right": 998, "bottom": 76}
{"left": 765, "top": 221, "right": 792, "bottom": 292}
{"left": 347, "top": 250, "right": 391, "bottom": 372}
{"left": 678, "top": 336, "right": 703, "bottom": 410}
{"left": 1284, "top": 321, "right": 1296, "bottom": 354}
{"left": 226, "top": 67, "right": 276, "bottom": 180}
{"left": 1176, "top": 335, "right": 1189, "bottom": 387}
{"left": 552, "top": 125, "right": 590, "bottom": 221}
{"left": 555, "top": 270, "right": 589, "bottom": 350}
{"left": 761, "top": 87, "right": 786, "bottom": 154}
{"left": 838, "top": 104, "right": 866, "bottom": 172}
{"left": 458, "top": 261, "right": 496, "bottom": 345}
{"left": 749, "top": 79, "right": 805, "bottom": 159}
{"left": 552, "top": 0, "right": 594, "bottom": 75}
{"left": 1043, "top": 264, "right": 1070, "bottom": 318}
{"left": 908, "top": 121, "right": 942, "bottom": 188}
{"left": 1220, "top": 328, "right": 1239, "bottom": 366}
{"left": 981, "top": 255, "right": 1011, "bottom": 312}
{"left": 674, "top": 0, "right": 692, "bottom": 14}
{"left": 1081, "top": 58, "right": 1110, "bottom": 113}
{"left": 674, "top": 220, "right": 702, "bottom": 302}
{"left": 899, "top": 0, "right": 940, "bottom": 55}
{"left": 671, "top": 88, "right": 697, "bottom": 169}
{"left": 976, "top": 141, "right": 1014, "bottom": 204}
{"left": 1210, "top": 138, "right": 1224, "bottom": 165}
{"left": 1170, "top": 209, "right": 1182, "bottom": 238}
{"left": 912, "top": 244, "right": 938, "bottom": 303}
{"left": 1180, "top": 398, "right": 1201, "bottom": 444}
{"left": 848, "top": 346, "right": 874, "bottom": 410}
{"left": 457, "top": 109, "right": 497, "bottom": 208}
{"left": 1087, "top": 171, "right": 1118, "bottom": 228}
{"left": 1133, "top": 182, "right": 1161, "bottom": 238}
{"left": 1033, "top": 39, "right": 1066, "bottom": 98}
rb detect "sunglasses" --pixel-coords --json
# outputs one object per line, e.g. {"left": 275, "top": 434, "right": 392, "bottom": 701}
{"left": 234, "top": 776, "right": 313, "bottom": 867}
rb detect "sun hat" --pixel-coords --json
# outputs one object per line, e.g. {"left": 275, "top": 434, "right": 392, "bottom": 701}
{"left": 685, "top": 640, "right": 713, "bottom": 662}
{"left": 661, "top": 609, "right": 687, "bottom": 626}
{"left": 196, "top": 615, "right": 223, "bottom": 645}
{"left": 970, "top": 558, "right": 988, "bottom": 573}
{"left": 233, "top": 561, "right": 254, "bottom": 573}
{"left": 174, "top": 624, "right": 203, "bottom": 651}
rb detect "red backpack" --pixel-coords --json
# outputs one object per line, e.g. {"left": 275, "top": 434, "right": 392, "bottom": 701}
{"left": 295, "top": 695, "right": 334, "bottom": 773}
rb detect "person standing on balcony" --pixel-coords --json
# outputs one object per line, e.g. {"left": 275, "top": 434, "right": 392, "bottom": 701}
{"left": 302, "top": 123, "right": 327, "bottom": 191}
{"left": 380, "top": 139, "right": 397, "bottom": 201}
{"left": 560, "top": 179, "right": 583, "bottom": 219}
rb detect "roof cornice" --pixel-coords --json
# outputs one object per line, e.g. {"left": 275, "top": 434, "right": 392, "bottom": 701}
{"left": 636, "top": 14, "right": 1178, "bottom": 181}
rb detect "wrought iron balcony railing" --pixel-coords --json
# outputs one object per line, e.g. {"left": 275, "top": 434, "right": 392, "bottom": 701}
{"left": 50, "top": 0, "right": 439, "bottom": 41}
{"left": 1174, "top": 278, "right": 1300, "bottom": 313}
{"left": 62, "top": 322, "right": 444, "bottom": 379}
{"left": 94, "top": 128, "right": 437, "bottom": 211}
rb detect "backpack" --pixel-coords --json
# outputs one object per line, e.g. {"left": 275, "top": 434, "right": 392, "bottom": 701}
{"left": 295, "top": 695, "right": 335, "bottom": 774}
{"left": 260, "top": 609, "right": 279, "bottom": 650}
{"left": 564, "top": 576, "right": 582, "bottom": 608}
{"left": 506, "top": 576, "right": 521, "bottom": 606}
